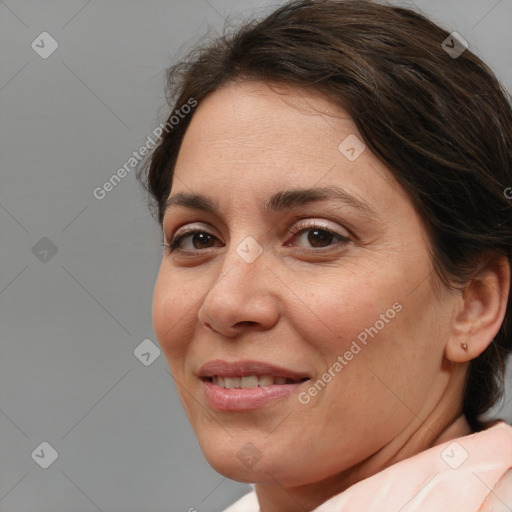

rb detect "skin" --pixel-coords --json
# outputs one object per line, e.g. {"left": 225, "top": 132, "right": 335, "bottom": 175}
{"left": 152, "top": 81, "right": 510, "bottom": 512}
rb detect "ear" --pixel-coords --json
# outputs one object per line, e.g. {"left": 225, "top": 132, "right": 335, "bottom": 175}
{"left": 445, "top": 255, "right": 510, "bottom": 363}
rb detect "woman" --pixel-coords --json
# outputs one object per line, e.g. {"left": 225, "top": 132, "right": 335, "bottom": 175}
{"left": 137, "top": 0, "right": 512, "bottom": 510}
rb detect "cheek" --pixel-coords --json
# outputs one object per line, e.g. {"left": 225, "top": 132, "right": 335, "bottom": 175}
{"left": 298, "top": 261, "right": 436, "bottom": 388}
{"left": 296, "top": 266, "right": 396, "bottom": 353}
{"left": 152, "top": 266, "right": 198, "bottom": 366}
{"left": 307, "top": 271, "right": 446, "bottom": 424}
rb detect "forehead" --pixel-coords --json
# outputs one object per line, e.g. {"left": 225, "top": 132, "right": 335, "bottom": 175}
{"left": 178, "top": 81, "right": 354, "bottom": 159}
{"left": 170, "top": 81, "right": 408, "bottom": 217}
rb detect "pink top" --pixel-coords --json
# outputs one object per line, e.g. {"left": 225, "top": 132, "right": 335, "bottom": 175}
{"left": 222, "top": 420, "right": 512, "bottom": 511}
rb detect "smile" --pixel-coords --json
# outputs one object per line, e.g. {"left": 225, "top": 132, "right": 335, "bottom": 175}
{"left": 197, "top": 360, "right": 311, "bottom": 411}
{"left": 206, "top": 375, "right": 308, "bottom": 388}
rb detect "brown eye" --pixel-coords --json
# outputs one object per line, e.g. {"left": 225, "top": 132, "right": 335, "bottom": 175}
{"left": 285, "top": 221, "right": 350, "bottom": 251}
{"left": 168, "top": 230, "right": 220, "bottom": 252}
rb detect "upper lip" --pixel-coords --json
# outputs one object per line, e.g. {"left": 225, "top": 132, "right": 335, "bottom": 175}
{"left": 197, "top": 359, "right": 311, "bottom": 381}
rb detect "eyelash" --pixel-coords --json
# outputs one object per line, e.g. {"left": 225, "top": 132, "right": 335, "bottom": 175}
{"left": 161, "top": 220, "right": 351, "bottom": 255}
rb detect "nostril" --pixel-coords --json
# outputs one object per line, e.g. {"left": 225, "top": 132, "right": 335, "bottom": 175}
{"left": 236, "top": 321, "right": 257, "bottom": 328}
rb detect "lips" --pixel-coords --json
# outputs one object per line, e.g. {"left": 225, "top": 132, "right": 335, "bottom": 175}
{"left": 197, "top": 359, "right": 311, "bottom": 384}
{"left": 197, "top": 360, "right": 311, "bottom": 411}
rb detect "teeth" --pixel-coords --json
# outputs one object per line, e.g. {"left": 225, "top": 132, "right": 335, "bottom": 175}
{"left": 240, "top": 376, "right": 259, "bottom": 388}
{"left": 224, "top": 377, "right": 240, "bottom": 389}
{"left": 210, "top": 375, "right": 298, "bottom": 388}
{"left": 258, "top": 375, "right": 274, "bottom": 387}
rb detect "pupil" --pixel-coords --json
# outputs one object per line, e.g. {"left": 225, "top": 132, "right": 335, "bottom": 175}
{"left": 194, "top": 232, "right": 212, "bottom": 249}
{"left": 308, "top": 229, "right": 332, "bottom": 248}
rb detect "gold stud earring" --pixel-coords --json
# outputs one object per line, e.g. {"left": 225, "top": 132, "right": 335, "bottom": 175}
{"left": 461, "top": 343, "right": 468, "bottom": 351}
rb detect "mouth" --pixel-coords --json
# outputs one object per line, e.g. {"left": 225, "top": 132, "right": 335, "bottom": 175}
{"left": 202, "top": 375, "right": 310, "bottom": 389}
{"left": 197, "top": 360, "right": 311, "bottom": 411}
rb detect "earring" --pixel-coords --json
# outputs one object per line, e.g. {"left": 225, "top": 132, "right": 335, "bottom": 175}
{"left": 461, "top": 343, "right": 468, "bottom": 351}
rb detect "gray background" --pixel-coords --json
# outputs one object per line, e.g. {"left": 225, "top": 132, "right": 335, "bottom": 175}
{"left": 1, "top": 0, "right": 511, "bottom": 510}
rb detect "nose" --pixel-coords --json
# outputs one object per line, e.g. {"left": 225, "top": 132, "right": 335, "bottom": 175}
{"left": 197, "top": 242, "right": 280, "bottom": 338}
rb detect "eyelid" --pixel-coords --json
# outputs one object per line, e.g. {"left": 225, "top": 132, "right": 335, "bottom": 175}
{"left": 289, "top": 218, "right": 350, "bottom": 238}
{"left": 167, "top": 216, "right": 350, "bottom": 239}
{"left": 165, "top": 217, "right": 353, "bottom": 254}
{"left": 164, "top": 222, "right": 222, "bottom": 253}
{"left": 171, "top": 222, "right": 215, "bottom": 240}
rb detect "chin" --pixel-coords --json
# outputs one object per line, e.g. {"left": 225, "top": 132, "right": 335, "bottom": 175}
{"left": 202, "top": 448, "right": 265, "bottom": 482}
{"left": 196, "top": 433, "right": 280, "bottom": 483}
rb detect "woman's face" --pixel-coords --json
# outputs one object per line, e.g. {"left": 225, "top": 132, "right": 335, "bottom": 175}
{"left": 152, "top": 81, "right": 461, "bottom": 488}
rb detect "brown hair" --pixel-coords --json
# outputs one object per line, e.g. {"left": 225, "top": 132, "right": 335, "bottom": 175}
{"left": 137, "top": 0, "right": 512, "bottom": 431}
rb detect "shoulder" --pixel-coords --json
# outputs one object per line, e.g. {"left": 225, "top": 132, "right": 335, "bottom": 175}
{"left": 477, "top": 468, "right": 512, "bottom": 512}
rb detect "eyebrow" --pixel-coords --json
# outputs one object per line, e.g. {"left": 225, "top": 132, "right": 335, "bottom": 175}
{"left": 164, "top": 185, "right": 379, "bottom": 219}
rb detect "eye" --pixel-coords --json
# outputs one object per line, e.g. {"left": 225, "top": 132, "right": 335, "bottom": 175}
{"left": 284, "top": 220, "right": 350, "bottom": 251}
{"left": 163, "top": 228, "right": 221, "bottom": 253}
{"left": 163, "top": 219, "right": 351, "bottom": 255}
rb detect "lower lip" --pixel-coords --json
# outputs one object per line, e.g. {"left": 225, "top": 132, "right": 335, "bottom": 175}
{"left": 202, "top": 379, "right": 307, "bottom": 412}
